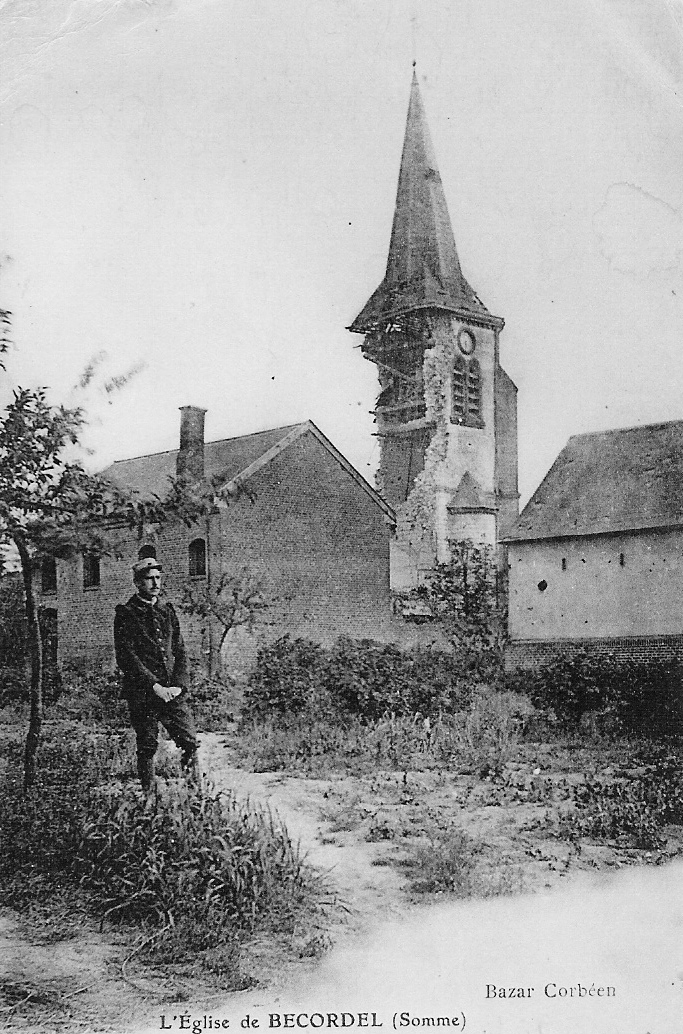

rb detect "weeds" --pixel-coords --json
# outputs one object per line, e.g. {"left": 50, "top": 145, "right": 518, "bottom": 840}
{"left": 556, "top": 748, "right": 683, "bottom": 850}
{"left": 238, "top": 692, "right": 531, "bottom": 778}
{"left": 0, "top": 729, "right": 327, "bottom": 980}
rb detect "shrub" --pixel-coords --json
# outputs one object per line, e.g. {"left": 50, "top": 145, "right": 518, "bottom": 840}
{"left": 52, "top": 668, "right": 128, "bottom": 725}
{"left": 511, "top": 652, "right": 683, "bottom": 738}
{"left": 243, "top": 635, "right": 475, "bottom": 723}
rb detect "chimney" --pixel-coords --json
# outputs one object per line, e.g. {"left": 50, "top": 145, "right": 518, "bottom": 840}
{"left": 176, "top": 406, "right": 207, "bottom": 482}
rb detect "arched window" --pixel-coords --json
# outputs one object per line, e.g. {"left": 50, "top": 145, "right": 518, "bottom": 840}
{"left": 189, "top": 538, "right": 206, "bottom": 578}
{"left": 41, "top": 557, "right": 57, "bottom": 594}
{"left": 83, "top": 552, "right": 100, "bottom": 589}
{"left": 452, "top": 356, "right": 466, "bottom": 422}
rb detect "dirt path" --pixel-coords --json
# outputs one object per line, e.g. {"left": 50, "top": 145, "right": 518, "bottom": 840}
{"left": 201, "top": 733, "right": 414, "bottom": 940}
{"left": 0, "top": 734, "right": 419, "bottom": 1033}
{"left": 3, "top": 732, "right": 681, "bottom": 1032}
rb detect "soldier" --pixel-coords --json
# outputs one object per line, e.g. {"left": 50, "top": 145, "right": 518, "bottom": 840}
{"left": 114, "top": 555, "right": 199, "bottom": 791}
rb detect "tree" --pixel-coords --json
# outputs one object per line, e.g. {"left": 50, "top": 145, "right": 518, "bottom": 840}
{"left": 415, "top": 539, "right": 507, "bottom": 657}
{"left": 0, "top": 379, "right": 247, "bottom": 788}
{"left": 0, "top": 388, "right": 127, "bottom": 786}
{"left": 180, "top": 568, "right": 267, "bottom": 669}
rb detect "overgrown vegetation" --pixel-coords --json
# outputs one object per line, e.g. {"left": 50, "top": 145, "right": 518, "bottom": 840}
{"left": 415, "top": 542, "right": 507, "bottom": 657}
{"left": 513, "top": 651, "right": 683, "bottom": 738}
{"left": 557, "top": 747, "right": 683, "bottom": 851}
{"left": 243, "top": 635, "right": 476, "bottom": 722}
{"left": 239, "top": 688, "right": 533, "bottom": 778}
{"left": 0, "top": 731, "right": 327, "bottom": 983}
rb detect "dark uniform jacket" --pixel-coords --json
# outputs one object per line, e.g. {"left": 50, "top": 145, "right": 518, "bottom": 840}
{"left": 114, "top": 595, "right": 189, "bottom": 703}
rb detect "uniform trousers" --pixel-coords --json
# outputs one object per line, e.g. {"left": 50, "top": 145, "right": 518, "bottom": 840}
{"left": 127, "top": 692, "right": 198, "bottom": 762}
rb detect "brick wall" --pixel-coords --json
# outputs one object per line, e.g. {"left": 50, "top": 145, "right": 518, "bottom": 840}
{"left": 37, "top": 518, "right": 220, "bottom": 671}
{"left": 505, "top": 634, "right": 683, "bottom": 671}
{"left": 38, "top": 430, "right": 403, "bottom": 670}
{"left": 216, "top": 429, "right": 394, "bottom": 645}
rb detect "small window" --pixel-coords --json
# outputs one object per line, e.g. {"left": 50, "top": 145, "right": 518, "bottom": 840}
{"left": 561, "top": 558, "right": 567, "bottom": 571}
{"left": 619, "top": 553, "right": 625, "bottom": 567}
{"left": 41, "top": 557, "right": 57, "bottom": 593}
{"left": 83, "top": 552, "right": 100, "bottom": 589}
{"left": 189, "top": 538, "right": 206, "bottom": 578}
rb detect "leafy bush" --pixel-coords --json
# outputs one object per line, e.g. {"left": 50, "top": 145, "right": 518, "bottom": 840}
{"left": 244, "top": 635, "right": 475, "bottom": 722}
{"left": 52, "top": 668, "right": 128, "bottom": 725}
{"left": 557, "top": 748, "right": 683, "bottom": 850}
{"left": 243, "top": 637, "right": 327, "bottom": 717}
{"left": 413, "top": 543, "right": 507, "bottom": 658}
{"left": 509, "top": 652, "right": 683, "bottom": 737}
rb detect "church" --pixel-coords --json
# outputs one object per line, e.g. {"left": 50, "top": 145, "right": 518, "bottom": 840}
{"left": 33, "top": 71, "right": 520, "bottom": 670}
{"left": 348, "top": 70, "right": 519, "bottom": 601}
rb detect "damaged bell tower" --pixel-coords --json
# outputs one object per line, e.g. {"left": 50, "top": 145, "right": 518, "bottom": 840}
{"left": 348, "top": 69, "right": 519, "bottom": 592}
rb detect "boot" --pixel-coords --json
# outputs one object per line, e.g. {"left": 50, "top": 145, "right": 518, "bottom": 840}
{"left": 181, "top": 749, "right": 199, "bottom": 782}
{"left": 137, "top": 754, "right": 155, "bottom": 792}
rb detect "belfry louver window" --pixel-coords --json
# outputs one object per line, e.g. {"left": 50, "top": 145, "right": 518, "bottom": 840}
{"left": 452, "top": 357, "right": 482, "bottom": 426}
{"left": 452, "top": 357, "right": 467, "bottom": 421}
{"left": 467, "top": 359, "right": 481, "bottom": 419}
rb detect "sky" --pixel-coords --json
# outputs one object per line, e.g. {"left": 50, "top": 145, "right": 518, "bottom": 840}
{"left": 2, "top": 0, "right": 683, "bottom": 504}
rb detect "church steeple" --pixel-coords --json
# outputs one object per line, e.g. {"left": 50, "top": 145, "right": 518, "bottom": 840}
{"left": 350, "top": 71, "right": 498, "bottom": 333}
{"left": 347, "top": 69, "right": 518, "bottom": 595}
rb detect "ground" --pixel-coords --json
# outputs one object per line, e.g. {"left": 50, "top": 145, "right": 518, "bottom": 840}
{"left": 1, "top": 728, "right": 682, "bottom": 1033}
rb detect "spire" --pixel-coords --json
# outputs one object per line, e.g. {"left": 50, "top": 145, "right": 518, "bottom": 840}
{"left": 350, "top": 72, "right": 497, "bottom": 333}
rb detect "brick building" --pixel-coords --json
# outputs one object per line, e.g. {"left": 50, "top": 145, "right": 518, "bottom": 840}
{"left": 505, "top": 421, "right": 683, "bottom": 668}
{"left": 36, "top": 411, "right": 396, "bottom": 672}
{"left": 348, "top": 71, "right": 519, "bottom": 599}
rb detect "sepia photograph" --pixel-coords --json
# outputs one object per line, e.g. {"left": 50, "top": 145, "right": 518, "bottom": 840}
{"left": 1, "top": 1, "right": 683, "bottom": 1031}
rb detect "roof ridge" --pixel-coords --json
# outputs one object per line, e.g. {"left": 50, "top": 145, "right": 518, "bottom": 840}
{"left": 569, "top": 417, "right": 683, "bottom": 442}
{"left": 109, "top": 421, "right": 306, "bottom": 467}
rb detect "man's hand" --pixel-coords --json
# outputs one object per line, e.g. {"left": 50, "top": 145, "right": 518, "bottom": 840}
{"left": 153, "top": 683, "right": 181, "bottom": 703}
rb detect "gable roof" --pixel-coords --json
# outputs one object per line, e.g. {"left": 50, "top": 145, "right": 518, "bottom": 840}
{"left": 349, "top": 72, "right": 500, "bottom": 333}
{"left": 506, "top": 420, "right": 683, "bottom": 542}
{"left": 448, "top": 471, "right": 493, "bottom": 512}
{"left": 102, "top": 420, "right": 395, "bottom": 521}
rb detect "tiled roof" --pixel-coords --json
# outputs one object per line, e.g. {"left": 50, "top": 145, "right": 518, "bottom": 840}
{"left": 101, "top": 420, "right": 395, "bottom": 520}
{"left": 350, "top": 72, "right": 499, "bottom": 333}
{"left": 101, "top": 423, "right": 305, "bottom": 499}
{"left": 506, "top": 420, "right": 683, "bottom": 541}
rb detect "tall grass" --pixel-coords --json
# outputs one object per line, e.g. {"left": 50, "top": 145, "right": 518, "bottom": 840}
{"left": 237, "top": 688, "right": 534, "bottom": 776}
{"left": 0, "top": 730, "right": 326, "bottom": 975}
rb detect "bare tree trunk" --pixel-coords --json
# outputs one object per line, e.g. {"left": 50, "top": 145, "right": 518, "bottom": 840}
{"left": 15, "top": 533, "right": 42, "bottom": 790}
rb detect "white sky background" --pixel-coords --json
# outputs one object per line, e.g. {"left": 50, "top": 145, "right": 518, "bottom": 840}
{"left": 2, "top": 0, "right": 683, "bottom": 504}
